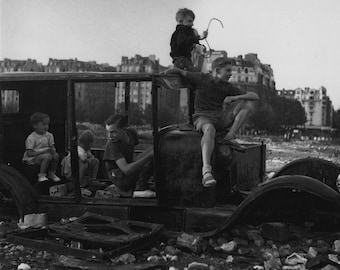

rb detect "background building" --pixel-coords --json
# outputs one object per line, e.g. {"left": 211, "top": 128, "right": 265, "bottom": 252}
{"left": 277, "top": 86, "right": 334, "bottom": 140}
{"left": 44, "top": 58, "right": 117, "bottom": 108}
{"left": 277, "top": 86, "right": 333, "bottom": 127}
{"left": 1, "top": 55, "right": 335, "bottom": 134}
{"left": 45, "top": 58, "right": 115, "bottom": 72}
{"left": 0, "top": 58, "right": 43, "bottom": 72}
{"left": 115, "top": 54, "right": 179, "bottom": 114}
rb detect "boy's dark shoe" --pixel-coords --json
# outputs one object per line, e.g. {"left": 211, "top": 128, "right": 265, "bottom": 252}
{"left": 217, "top": 136, "right": 247, "bottom": 153}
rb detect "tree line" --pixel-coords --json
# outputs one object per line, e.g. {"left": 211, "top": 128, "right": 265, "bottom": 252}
{"left": 250, "top": 94, "right": 306, "bottom": 133}
{"left": 74, "top": 90, "right": 340, "bottom": 136}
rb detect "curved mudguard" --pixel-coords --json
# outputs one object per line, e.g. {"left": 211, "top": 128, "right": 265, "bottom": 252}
{"left": 0, "top": 164, "right": 38, "bottom": 219}
{"left": 201, "top": 175, "right": 340, "bottom": 237}
{"left": 272, "top": 157, "right": 340, "bottom": 191}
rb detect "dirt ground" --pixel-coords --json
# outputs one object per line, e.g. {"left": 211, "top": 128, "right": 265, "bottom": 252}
{"left": 242, "top": 136, "right": 340, "bottom": 173}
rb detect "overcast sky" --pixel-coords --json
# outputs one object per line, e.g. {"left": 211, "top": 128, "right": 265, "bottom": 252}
{"left": 1, "top": 0, "right": 340, "bottom": 109}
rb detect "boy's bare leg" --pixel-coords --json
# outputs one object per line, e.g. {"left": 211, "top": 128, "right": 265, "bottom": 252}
{"left": 135, "top": 146, "right": 153, "bottom": 160}
{"left": 89, "top": 158, "right": 99, "bottom": 180}
{"left": 48, "top": 152, "right": 59, "bottom": 172}
{"left": 47, "top": 153, "right": 61, "bottom": 182}
{"left": 79, "top": 161, "right": 89, "bottom": 187}
{"left": 225, "top": 101, "right": 255, "bottom": 139}
{"left": 200, "top": 123, "right": 217, "bottom": 187}
{"left": 34, "top": 153, "right": 53, "bottom": 182}
{"left": 34, "top": 153, "right": 52, "bottom": 174}
{"left": 220, "top": 101, "right": 255, "bottom": 152}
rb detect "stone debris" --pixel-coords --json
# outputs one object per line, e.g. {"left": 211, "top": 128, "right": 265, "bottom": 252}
{"left": 284, "top": 252, "right": 307, "bottom": 265}
{"left": 111, "top": 253, "right": 136, "bottom": 265}
{"left": 176, "top": 232, "right": 205, "bottom": 254}
{"left": 17, "top": 263, "right": 31, "bottom": 270}
{"left": 2, "top": 215, "right": 340, "bottom": 269}
{"left": 17, "top": 213, "right": 47, "bottom": 229}
{"left": 261, "top": 222, "right": 290, "bottom": 242}
{"left": 333, "top": 239, "right": 340, "bottom": 253}
{"left": 262, "top": 138, "right": 340, "bottom": 173}
{"left": 186, "top": 261, "right": 209, "bottom": 269}
{"left": 215, "top": 240, "right": 237, "bottom": 252}
{"left": 60, "top": 216, "right": 78, "bottom": 224}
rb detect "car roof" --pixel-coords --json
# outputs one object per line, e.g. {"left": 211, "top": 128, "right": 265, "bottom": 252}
{"left": 0, "top": 72, "right": 154, "bottom": 82}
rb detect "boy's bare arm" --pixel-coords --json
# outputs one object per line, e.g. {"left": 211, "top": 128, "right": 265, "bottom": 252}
{"left": 223, "top": 92, "right": 259, "bottom": 107}
{"left": 49, "top": 145, "right": 56, "bottom": 154}
{"left": 116, "top": 146, "right": 153, "bottom": 175}
{"left": 164, "top": 68, "right": 188, "bottom": 77}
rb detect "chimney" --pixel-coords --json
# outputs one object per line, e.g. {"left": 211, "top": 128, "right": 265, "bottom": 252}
{"left": 149, "top": 55, "right": 156, "bottom": 62}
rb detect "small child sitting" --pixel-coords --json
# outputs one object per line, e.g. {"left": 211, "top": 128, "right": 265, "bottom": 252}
{"left": 170, "top": 8, "right": 208, "bottom": 71}
{"left": 61, "top": 130, "right": 99, "bottom": 187}
{"left": 22, "top": 112, "right": 61, "bottom": 183}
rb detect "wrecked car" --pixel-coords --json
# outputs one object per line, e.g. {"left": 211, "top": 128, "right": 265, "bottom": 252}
{"left": 1, "top": 71, "right": 340, "bottom": 235}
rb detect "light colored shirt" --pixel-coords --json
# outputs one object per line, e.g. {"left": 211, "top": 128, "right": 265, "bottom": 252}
{"left": 22, "top": 131, "right": 55, "bottom": 164}
{"left": 61, "top": 146, "right": 95, "bottom": 178}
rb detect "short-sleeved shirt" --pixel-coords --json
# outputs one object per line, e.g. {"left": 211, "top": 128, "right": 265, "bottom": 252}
{"left": 186, "top": 72, "right": 246, "bottom": 112}
{"left": 22, "top": 131, "right": 55, "bottom": 164}
{"left": 103, "top": 128, "right": 139, "bottom": 181}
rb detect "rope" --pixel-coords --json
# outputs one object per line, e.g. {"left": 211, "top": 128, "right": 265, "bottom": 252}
{"left": 206, "top": 17, "right": 224, "bottom": 32}
{"left": 202, "top": 18, "right": 224, "bottom": 58}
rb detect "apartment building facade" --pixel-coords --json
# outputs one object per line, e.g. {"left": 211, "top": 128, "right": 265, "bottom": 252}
{"left": 115, "top": 54, "right": 179, "bottom": 114}
{"left": 277, "top": 86, "right": 333, "bottom": 127}
{"left": 0, "top": 58, "right": 43, "bottom": 72}
{"left": 0, "top": 58, "right": 117, "bottom": 120}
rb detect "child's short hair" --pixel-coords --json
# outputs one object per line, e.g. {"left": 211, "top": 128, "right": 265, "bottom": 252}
{"left": 175, "top": 8, "right": 195, "bottom": 23}
{"left": 78, "top": 130, "right": 95, "bottom": 145}
{"left": 105, "top": 114, "right": 128, "bottom": 129}
{"left": 212, "top": 57, "right": 233, "bottom": 70}
{"left": 30, "top": 112, "right": 50, "bottom": 126}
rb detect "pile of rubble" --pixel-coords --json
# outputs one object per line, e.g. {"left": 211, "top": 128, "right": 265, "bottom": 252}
{"left": 1, "top": 216, "right": 340, "bottom": 269}
{"left": 244, "top": 136, "right": 340, "bottom": 173}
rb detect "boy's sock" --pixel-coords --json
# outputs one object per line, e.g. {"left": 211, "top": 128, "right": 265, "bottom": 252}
{"left": 202, "top": 165, "right": 216, "bottom": 187}
{"left": 202, "top": 165, "right": 212, "bottom": 176}
{"left": 47, "top": 171, "right": 61, "bottom": 182}
{"left": 38, "top": 173, "right": 48, "bottom": 182}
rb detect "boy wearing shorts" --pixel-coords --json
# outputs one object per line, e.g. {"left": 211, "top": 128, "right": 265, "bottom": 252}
{"left": 165, "top": 57, "right": 259, "bottom": 187}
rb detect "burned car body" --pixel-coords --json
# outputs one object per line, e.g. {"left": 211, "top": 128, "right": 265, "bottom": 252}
{"left": 1, "top": 72, "right": 340, "bottom": 233}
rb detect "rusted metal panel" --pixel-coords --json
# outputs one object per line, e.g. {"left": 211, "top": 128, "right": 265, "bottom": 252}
{"left": 157, "top": 127, "right": 264, "bottom": 207}
{"left": 0, "top": 165, "right": 38, "bottom": 218}
{"left": 273, "top": 157, "right": 340, "bottom": 191}
{"left": 184, "top": 206, "right": 237, "bottom": 232}
{"left": 230, "top": 143, "right": 266, "bottom": 191}
{"left": 200, "top": 175, "right": 340, "bottom": 238}
{"left": 0, "top": 72, "right": 153, "bottom": 82}
{"left": 37, "top": 203, "right": 130, "bottom": 222}
{"left": 157, "top": 128, "right": 210, "bottom": 207}
{"left": 0, "top": 90, "right": 4, "bottom": 164}
{"left": 130, "top": 206, "right": 185, "bottom": 232}
{"left": 155, "top": 74, "right": 190, "bottom": 90}
{"left": 7, "top": 212, "right": 163, "bottom": 261}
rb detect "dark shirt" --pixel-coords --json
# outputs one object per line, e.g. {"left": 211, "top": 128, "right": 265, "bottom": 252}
{"left": 170, "top": 24, "right": 200, "bottom": 59}
{"left": 186, "top": 72, "right": 246, "bottom": 112}
{"left": 103, "top": 128, "right": 139, "bottom": 179}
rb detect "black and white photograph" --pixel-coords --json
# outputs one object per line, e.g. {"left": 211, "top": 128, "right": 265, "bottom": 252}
{"left": 1, "top": 0, "right": 340, "bottom": 269}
